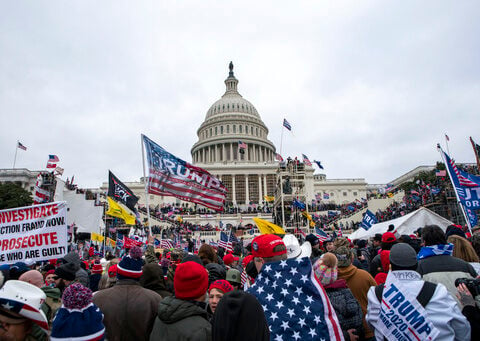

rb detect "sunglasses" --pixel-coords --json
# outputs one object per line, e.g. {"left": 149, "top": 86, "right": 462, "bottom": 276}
{"left": 52, "top": 276, "right": 59, "bottom": 280}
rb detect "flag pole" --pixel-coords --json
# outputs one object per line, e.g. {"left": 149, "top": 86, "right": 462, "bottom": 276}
{"left": 279, "top": 122, "right": 284, "bottom": 157}
{"left": 437, "top": 145, "right": 472, "bottom": 232}
{"left": 445, "top": 134, "right": 451, "bottom": 157}
{"left": 103, "top": 198, "right": 107, "bottom": 254}
{"left": 141, "top": 134, "right": 153, "bottom": 235}
{"left": 13, "top": 141, "right": 18, "bottom": 168}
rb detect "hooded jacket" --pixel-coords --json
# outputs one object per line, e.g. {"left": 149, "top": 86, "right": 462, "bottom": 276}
{"left": 324, "top": 279, "right": 364, "bottom": 340}
{"left": 211, "top": 291, "right": 269, "bottom": 341}
{"left": 63, "top": 251, "right": 89, "bottom": 287}
{"left": 366, "top": 270, "right": 470, "bottom": 341}
{"left": 93, "top": 279, "right": 163, "bottom": 341}
{"left": 149, "top": 296, "right": 211, "bottom": 341}
{"left": 140, "top": 263, "right": 172, "bottom": 298}
{"left": 338, "top": 264, "right": 377, "bottom": 339}
{"left": 417, "top": 254, "right": 478, "bottom": 305}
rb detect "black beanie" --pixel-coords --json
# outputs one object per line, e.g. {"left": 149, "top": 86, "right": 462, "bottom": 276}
{"left": 55, "top": 262, "right": 77, "bottom": 281}
{"left": 305, "top": 234, "right": 319, "bottom": 246}
{"left": 212, "top": 291, "right": 269, "bottom": 341}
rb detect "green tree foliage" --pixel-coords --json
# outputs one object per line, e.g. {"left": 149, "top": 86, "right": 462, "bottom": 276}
{"left": 0, "top": 182, "right": 33, "bottom": 209}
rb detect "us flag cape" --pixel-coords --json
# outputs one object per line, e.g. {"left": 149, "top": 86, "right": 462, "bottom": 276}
{"left": 247, "top": 257, "right": 344, "bottom": 340}
{"left": 143, "top": 135, "right": 227, "bottom": 211}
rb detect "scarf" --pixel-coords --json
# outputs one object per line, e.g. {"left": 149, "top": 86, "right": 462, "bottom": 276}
{"left": 417, "top": 243, "right": 454, "bottom": 260}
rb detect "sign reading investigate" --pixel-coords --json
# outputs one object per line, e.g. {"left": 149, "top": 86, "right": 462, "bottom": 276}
{"left": 0, "top": 202, "right": 68, "bottom": 264}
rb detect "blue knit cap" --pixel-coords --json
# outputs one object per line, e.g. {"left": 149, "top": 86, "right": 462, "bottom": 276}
{"left": 117, "top": 246, "right": 144, "bottom": 280}
{"left": 51, "top": 283, "right": 105, "bottom": 341}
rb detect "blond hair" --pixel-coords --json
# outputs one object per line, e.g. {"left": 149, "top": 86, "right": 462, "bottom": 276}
{"left": 447, "top": 235, "right": 480, "bottom": 263}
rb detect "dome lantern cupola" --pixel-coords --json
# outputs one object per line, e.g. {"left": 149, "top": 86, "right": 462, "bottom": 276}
{"left": 224, "top": 61, "right": 239, "bottom": 95}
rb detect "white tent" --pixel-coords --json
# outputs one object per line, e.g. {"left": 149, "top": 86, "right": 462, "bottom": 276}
{"left": 348, "top": 207, "right": 454, "bottom": 240}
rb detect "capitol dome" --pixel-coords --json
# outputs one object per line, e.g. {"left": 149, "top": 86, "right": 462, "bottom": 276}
{"left": 191, "top": 62, "right": 276, "bottom": 165}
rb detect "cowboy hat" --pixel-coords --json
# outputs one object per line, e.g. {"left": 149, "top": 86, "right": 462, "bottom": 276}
{"left": 0, "top": 280, "right": 49, "bottom": 332}
{"left": 283, "top": 234, "right": 312, "bottom": 259}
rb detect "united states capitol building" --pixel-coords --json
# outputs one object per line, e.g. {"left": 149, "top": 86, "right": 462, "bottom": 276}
{"left": 137, "top": 62, "right": 368, "bottom": 209}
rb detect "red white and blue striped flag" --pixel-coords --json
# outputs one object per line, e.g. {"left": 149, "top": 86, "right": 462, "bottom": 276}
{"left": 143, "top": 135, "right": 227, "bottom": 211}
{"left": 283, "top": 118, "right": 292, "bottom": 131}
{"left": 17, "top": 141, "right": 27, "bottom": 151}
{"left": 302, "top": 154, "right": 312, "bottom": 166}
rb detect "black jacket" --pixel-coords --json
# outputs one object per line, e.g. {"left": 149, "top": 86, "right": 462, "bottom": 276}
{"left": 150, "top": 296, "right": 211, "bottom": 341}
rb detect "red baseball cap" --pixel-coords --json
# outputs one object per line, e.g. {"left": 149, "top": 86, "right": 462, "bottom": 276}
{"left": 382, "top": 232, "right": 396, "bottom": 243}
{"left": 251, "top": 234, "right": 287, "bottom": 258}
{"left": 242, "top": 255, "right": 254, "bottom": 268}
{"left": 223, "top": 253, "right": 239, "bottom": 266}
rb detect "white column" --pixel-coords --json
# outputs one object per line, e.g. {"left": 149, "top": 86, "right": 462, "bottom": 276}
{"left": 253, "top": 145, "right": 256, "bottom": 162}
{"left": 232, "top": 175, "right": 236, "bottom": 205}
{"left": 215, "top": 144, "right": 218, "bottom": 163}
{"left": 230, "top": 143, "right": 233, "bottom": 161}
{"left": 263, "top": 175, "right": 268, "bottom": 196}
{"left": 222, "top": 144, "right": 226, "bottom": 162}
{"left": 258, "top": 174, "right": 263, "bottom": 202}
{"left": 245, "top": 174, "right": 249, "bottom": 204}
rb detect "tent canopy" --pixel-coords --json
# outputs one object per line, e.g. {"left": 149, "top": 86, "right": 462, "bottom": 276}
{"left": 348, "top": 207, "right": 454, "bottom": 240}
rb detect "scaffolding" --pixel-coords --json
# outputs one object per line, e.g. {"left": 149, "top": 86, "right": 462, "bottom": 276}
{"left": 273, "top": 162, "right": 310, "bottom": 234}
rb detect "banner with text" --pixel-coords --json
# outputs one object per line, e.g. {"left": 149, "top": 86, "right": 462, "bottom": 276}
{"left": 0, "top": 202, "right": 68, "bottom": 264}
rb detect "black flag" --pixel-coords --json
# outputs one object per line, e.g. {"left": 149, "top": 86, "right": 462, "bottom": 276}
{"left": 108, "top": 171, "right": 139, "bottom": 212}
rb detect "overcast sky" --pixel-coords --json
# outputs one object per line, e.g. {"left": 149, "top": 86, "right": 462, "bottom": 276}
{"left": 1, "top": 1, "right": 479, "bottom": 188}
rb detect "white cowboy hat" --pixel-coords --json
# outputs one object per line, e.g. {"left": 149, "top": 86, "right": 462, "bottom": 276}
{"left": 0, "top": 280, "right": 49, "bottom": 332}
{"left": 283, "top": 234, "right": 312, "bottom": 259}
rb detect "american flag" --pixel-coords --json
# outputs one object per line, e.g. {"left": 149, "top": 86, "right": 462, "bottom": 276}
{"left": 314, "top": 227, "right": 330, "bottom": 242}
{"left": 283, "top": 118, "right": 292, "bottom": 131}
{"left": 143, "top": 135, "right": 227, "bottom": 211}
{"left": 208, "top": 240, "right": 218, "bottom": 248}
{"left": 275, "top": 153, "right": 284, "bottom": 162}
{"left": 435, "top": 170, "right": 446, "bottom": 177}
{"left": 218, "top": 231, "right": 234, "bottom": 252}
{"left": 17, "top": 141, "right": 27, "bottom": 151}
{"left": 33, "top": 174, "right": 49, "bottom": 204}
{"left": 443, "top": 149, "right": 480, "bottom": 187}
{"left": 49, "top": 155, "right": 60, "bottom": 162}
{"left": 302, "top": 154, "right": 312, "bottom": 166}
{"left": 240, "top": 269, "right": 250, "bottom": 289}
{"left": 247, "top": 257, "right": 343, "bottom": 340}
{"left": 238, "top": 140, "right": 247, "bottom": 150}
{"left": 160, "top": 239, "right": 174, "bottom": 249}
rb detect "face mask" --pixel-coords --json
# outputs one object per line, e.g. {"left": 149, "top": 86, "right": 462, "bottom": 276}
{"left": 245, "top": 261, "right": 258, "bottom": 279}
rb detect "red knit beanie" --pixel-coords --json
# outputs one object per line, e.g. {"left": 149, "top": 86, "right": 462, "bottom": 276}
{"left": 174, "top": 261, "right": 208, "bottom": 300}
{"left": 92, "top": 262, "right": 103, "bottom": 274}
{"left": 209, "top": 279, "right": 233, "bottom": 294}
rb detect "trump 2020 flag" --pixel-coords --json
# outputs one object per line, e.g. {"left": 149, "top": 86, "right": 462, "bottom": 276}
{"left": 361, "top": 209, "right": 378, "bottom": 230}
{"left": 247, "top": 257, "right": 344, "bottom": 341}
{"left": 143, "top": 134, "right": 227, "bottom": 211}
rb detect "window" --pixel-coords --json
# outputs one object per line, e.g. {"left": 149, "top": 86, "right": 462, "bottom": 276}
{"left": 251, "top": 126, "right": 254, "bottom": 135}
{"left": 239, "top": 125, "right": 243, "bottom": 133}
{"left": 209, "top": 128, "right": 212, "bottom": 137}
{"left": 343, "top": 192, "right": 347, "bottom": 196}
{"left": 233, "top": 125, "right": 236, "bottom": 133}
{"left": 227, "top": 125, "right": 230, "bottom": 133}
{"left": 330, "top": 193, "right": 334, "bottom": 197}
{"left": 353, "top": 191, "right": 357, "bottom": 196}
{"left": 220, "top": 126, "right": 223, "bottom": 134}
{"left": 215, "top": 127, "right": 218, "bottom": 135}
{"left": 256, "top": 128, "right": 258, "bottom": 136}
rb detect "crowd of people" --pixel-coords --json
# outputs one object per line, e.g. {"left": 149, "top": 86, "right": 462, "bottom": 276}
{"left": 1, "top": 221, "right": 479, "bottom": 340}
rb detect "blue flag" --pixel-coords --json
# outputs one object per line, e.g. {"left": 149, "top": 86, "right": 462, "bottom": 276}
{"left": 361, "top": 209, "right": 378, "bottom": 230}
{"left": 293, "top": 198, "right": 306, "bottom": 210}
{"left": 247, "top": 257, "right": 343, "bottom": 340}
{"left": 441, "top": 147, "right": 480, "bottom": 210}
{"left": 314, "top": 160, "right": 324, "bottom": 169}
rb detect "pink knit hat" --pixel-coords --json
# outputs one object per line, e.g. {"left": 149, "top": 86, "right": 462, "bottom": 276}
{"left": 19, "top": 270, "right": 44, "bottom": 288}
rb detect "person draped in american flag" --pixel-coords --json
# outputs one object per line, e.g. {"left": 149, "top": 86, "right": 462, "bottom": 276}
{"left": 247, "top": 234, "right": 344, "bottom": 341}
